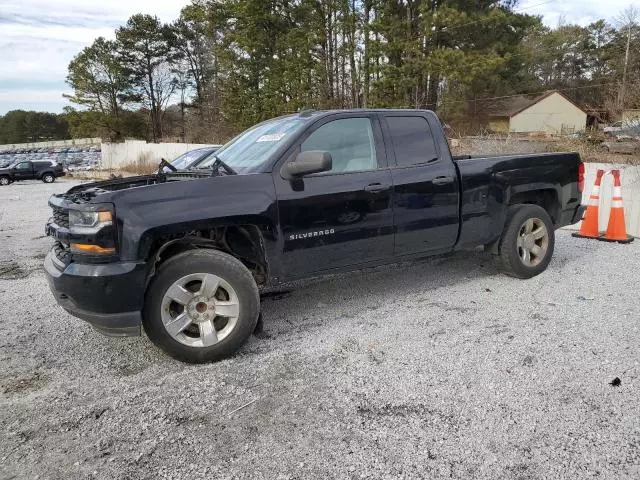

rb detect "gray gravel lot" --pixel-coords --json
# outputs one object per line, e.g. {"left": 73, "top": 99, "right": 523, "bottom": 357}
{"left": 1, "top": 180, "right": 639, "bottom": 480}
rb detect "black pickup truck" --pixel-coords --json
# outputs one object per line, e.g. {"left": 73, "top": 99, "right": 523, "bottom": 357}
{"left": 0, "top": 160, "right": 65, "bottom": 185}
{"left": 44, "top": 109, "right": 585, "bottom": 363}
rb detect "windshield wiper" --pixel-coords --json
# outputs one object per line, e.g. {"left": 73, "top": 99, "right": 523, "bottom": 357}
{"left": 208, "top": 155, "right": 237, "bottom": 176}
{"left": 158, "top": 158, "right": 177, "bottom": 174}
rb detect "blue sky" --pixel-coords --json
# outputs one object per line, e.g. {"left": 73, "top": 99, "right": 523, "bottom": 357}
{"left": 0, "top": 0, "right": 637, "bottom": 115}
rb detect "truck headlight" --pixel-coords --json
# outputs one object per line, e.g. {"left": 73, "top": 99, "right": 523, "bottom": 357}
{"left": 69, "top": 208, "right": 116, "bottom": 255}
{"left": 69, "top": 210, "right": 113, "bottom": 229}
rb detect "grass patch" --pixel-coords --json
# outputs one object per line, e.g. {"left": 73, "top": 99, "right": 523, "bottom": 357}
{"left": 120, "top": 152, "right": 158, "bottom": 175}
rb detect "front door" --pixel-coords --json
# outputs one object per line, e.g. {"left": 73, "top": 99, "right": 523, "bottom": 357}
{"left": 381, "top": 113, "right": 460, "bottom": 256}
{"left": 274, "top": 114, "right": 394, "bottom": 279}
{"left": 13, "top": 162, "right": 33, "bottom": 180}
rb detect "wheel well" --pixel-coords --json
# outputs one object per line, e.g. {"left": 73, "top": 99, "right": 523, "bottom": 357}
{"left": 508, "top": 190, "right": 559, "bottom": 223}
{"left": 147, "top": 225, "right": 268, "bottom": 288}
{"left": 41, "top": 171, "right": 54, "bottom": 178}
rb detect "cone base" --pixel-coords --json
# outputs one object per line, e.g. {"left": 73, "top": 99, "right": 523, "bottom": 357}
{"left": 599, "top": 235, "right": 634, "bottom": 244}
{"left": 572, "top": 232, "right": 603, "bottom": 240}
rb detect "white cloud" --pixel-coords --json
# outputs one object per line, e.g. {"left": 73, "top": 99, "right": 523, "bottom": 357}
{"left": 0, "top": 0, "right": 190, "bottom": 114}
{"left": 1, "top": 0, "right": 638, "bottom": 115}
{"left": 0, "top": 88, "right": 71, "bottom": 114}
{"left": 517, "top": 0, "right": 640, "bottom": 27}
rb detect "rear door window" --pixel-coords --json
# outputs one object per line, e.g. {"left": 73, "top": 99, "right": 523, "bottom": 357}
{"left": 385, "top": 116, "right": 439, "bottom": 167}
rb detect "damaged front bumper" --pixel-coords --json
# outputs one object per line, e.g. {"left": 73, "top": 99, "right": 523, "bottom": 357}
{"left": 44, "top": 248, "right": 146, "bottom": 337}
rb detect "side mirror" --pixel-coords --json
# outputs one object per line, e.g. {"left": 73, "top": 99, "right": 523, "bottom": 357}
{"left": 281, "top": 151, "right": 332, "bottom": 180}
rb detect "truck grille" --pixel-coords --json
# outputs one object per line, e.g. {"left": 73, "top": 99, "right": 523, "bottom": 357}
{"left": 52, "top": 206, "right": 69, "bottom": 229}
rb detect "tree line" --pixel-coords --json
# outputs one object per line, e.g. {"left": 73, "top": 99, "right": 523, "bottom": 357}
{"left": 0, "top": 111, "right": 70, "bottom": 145}
{"left": 2, "top": 1, "right": 639, "bottom": 144}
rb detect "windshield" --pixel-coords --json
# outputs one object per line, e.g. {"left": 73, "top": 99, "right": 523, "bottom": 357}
{"left": 170, "top": 148, "right": 210, "bottom": 170}
{"left": 198, "top": 116, "right": 308, "bottom": 173}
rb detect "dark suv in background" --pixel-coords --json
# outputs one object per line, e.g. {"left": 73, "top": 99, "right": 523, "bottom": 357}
{"left": 0, "top": 161, "right": 65, "bottom": 186}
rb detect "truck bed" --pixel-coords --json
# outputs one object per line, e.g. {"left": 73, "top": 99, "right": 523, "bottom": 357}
{"left": 452, "top": 152, "right": 583, "bottom": 249}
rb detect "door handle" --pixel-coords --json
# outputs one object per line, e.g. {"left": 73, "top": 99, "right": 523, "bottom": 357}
{"left": 364, "top": 183, "right": 388, "bottom": 193}
{"left": 432, "top": 176, "right": 454, "bottom": 185}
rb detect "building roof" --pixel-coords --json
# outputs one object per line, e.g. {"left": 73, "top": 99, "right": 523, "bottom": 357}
{"left": 486, "top": 90, "right": 586, "bottom": 118}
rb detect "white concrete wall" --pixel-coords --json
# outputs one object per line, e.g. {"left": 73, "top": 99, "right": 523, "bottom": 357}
{"left": 100, "top": 140, "right": 214, "bottom": 169}
{"left": 562, "top": 163, "right": 640, "bottom": 238}
{"left": 0, "top": 138, "right": 101, "bottom": 151}
{"left": 510, "top": 92, "right": 587, "bottom": 134}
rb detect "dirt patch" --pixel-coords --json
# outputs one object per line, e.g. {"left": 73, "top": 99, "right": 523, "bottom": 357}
{"left": 0, "top": 260, "right": 29, "bottom": 280}
{"left": 2, "top": 371, "right": 50, "bottom": 394}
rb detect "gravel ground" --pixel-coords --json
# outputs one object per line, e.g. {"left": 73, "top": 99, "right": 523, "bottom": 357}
{"left": 1, "top": 180, "right": 639, "bottom": 480}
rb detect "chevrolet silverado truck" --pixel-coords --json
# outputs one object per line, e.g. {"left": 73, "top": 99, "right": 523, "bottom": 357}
{"left": 0, "top": 160, "right": 65, "bottom": 185}
{"left": 44, "top": 109, "right": 585, "bottom": 363}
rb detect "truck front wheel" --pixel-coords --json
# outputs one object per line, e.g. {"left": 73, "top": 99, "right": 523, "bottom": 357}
{"left": 496, "top": 204, "right": 555, "bottom": 279}
{"left": 143, "top": 250, "right": 260, "bottom": 363}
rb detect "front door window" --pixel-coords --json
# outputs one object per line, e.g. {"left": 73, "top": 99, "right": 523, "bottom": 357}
{"left": 301, "top": 118, "right": 377, "bottom": 173}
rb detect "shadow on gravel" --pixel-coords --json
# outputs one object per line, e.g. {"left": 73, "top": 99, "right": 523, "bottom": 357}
{"left": 48, "top": 240, "right": 589, "bottom": 365}
{"left": 256, "top": 251, "right": 497, "bottom": 336}
{"left": 0, "top": 260, "right": 29, "bottom": 279}
{"left": 255, "top": 244, "right": 587, "bottom": 341}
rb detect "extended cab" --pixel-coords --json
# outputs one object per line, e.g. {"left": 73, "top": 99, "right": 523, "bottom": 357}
{"left": 44, "top": 109, "right": 585, "bottom": 363}
{"left": 0, "top": 160, "right": 65, "bottom": 185}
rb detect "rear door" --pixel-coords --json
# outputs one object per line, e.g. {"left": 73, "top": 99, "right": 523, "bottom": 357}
{"left": 274, "top": 113, "right": 395, "bottom": 278}
{"left": 381, "top": 113, "right": 460, "bottom": 256}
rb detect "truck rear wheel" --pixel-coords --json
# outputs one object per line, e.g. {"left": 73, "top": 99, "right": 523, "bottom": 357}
{"left": 143, "top": 250, "right": 260, "bottom": 363}
{"left": 42, "top": 173, "right": 55, "bottom": 183}
{"left": 496, "top": 204, "right": 555, "bottom": 279}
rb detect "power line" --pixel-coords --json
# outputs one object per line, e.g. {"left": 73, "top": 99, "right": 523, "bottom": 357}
{"left": 387, "top": 82, "right": 620, "bottom": 110}
{"left": 439, "top": 82, "right": 620, "bottom": 106}
{"left": 434, "top": 0, "right": 556, "bottom": 35}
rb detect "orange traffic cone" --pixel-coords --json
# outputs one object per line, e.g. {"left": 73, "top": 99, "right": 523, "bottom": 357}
{"left": 600, "top": 169, "right": 634, "bottom": 244}
{"left": 572, "top": 169, "right": 605, "bottom": 240}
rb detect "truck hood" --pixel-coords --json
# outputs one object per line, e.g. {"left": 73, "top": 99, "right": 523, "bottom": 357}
{"left": 61, "top": 171, "right": 214, "bottom": 203}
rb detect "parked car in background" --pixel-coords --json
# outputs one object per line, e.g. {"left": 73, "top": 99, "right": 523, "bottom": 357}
{"left": 601, "top": 141, "right": 640, "bottom": 154}
{"left": 603, "top": 121, "right": 624, "bottom": 134}
{"left": 603, "top": 120, "right": 640, "bottom": 139}
{"left": 45, "top": 108, "right": 584, "bottom": 363}
{"left": 0, "top": 160, "right": 65, "bottom": 185}
{"left": 166, "top": 146, "right": 223, "bottom": 172}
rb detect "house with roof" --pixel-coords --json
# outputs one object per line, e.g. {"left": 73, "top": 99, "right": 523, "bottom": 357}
{"left": 486, "top": 90, "right": 587, "bottom": 134}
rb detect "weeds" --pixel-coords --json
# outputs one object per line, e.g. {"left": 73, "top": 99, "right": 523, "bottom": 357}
{"left": 119, "top": 152, "right": 158, "bottom": 175}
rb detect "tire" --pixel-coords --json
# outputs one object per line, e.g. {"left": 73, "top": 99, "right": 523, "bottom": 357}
{"left": 143, "top": 249, "right": 260, "bottom": 363}
{"left": 495, "top": 204, "right": 555, "bottom": 279}
{"left": 42, "top": 173, "right": 55, "bottom": 183}
{"left": 0, "top": 176, "right": 9, "bottom": 186}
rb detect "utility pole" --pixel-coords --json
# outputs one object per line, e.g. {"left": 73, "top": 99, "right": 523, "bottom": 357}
{"left": 617, "top": 6, "right": 638, "bottom": 110}
{"left": 619, "top": 21, "right": 632, "bottom": 109}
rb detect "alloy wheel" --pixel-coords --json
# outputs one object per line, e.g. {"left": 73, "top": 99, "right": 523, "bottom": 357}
{"left": 160, "top": 273, "right": 240, "bottom": 348}
{"left": 516, "top": 218, "right": 549, "bottom": 267}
